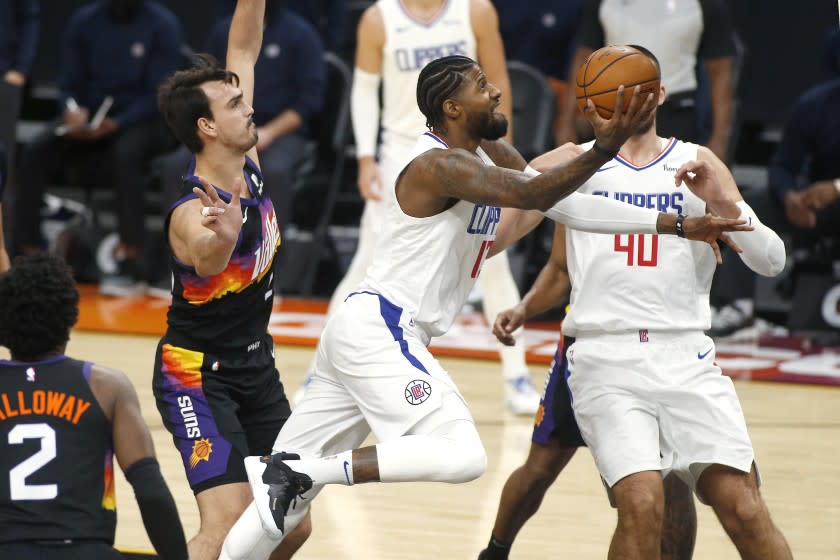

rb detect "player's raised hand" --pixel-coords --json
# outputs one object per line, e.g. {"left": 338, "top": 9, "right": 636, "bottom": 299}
{"left": 682, "top": 213, "right": 753, "bottom": 264}
{"left": 674, "top": 159, "right": 728, "bottom": 204}
{"left": 584, "top": 85, "right": 656, "bottom": 154}
{"left": 493, "top": 305, "right": 527, "bottom": 347}
{"left": 193, "top": 175, "right": 243, "bottom": 245}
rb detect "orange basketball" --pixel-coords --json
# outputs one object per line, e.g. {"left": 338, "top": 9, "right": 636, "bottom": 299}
{"left": 575, "top": 45, "right": 660, "bottom": 119}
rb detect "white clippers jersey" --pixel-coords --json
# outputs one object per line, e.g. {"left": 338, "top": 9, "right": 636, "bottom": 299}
{"left": 378, "top": 0, "right": 477, "bottom": 150}
{"left": 562, "top": 138, "right": 716, "bottom": 336}
{"left": 363, "top": 132, "right": 499, "bottom": 341}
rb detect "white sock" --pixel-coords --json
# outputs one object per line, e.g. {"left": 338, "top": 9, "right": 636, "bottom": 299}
{"left": 284, "top": 450, "right": 354, "bottom": 486}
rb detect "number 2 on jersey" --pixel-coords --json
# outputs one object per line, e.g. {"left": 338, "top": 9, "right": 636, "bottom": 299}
{"left": 614, "top": 234, "right": 659, "bottom": 267}
{"left": 8, "top": 423, "right": 58, "bottom": 500}
{"left": 471, "top": 240, "right": 494, "bottom": 278}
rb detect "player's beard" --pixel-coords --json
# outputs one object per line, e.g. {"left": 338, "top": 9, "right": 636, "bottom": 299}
{"left": 468, "top": 110, "right": 508, "bottom": 141}
{"left": 635, "top": 112, "right": 656, "bottom": 136}
{"left": 243, "top": 122, "right": 258, "bottom": 151}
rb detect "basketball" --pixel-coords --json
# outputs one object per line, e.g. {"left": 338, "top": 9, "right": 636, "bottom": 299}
{"left": 574, "top": 45, "right": 660, "bottom": 119}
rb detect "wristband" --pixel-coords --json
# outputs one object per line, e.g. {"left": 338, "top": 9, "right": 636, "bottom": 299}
{"left": 675, "top": 214, "right": 686, "bottom": 238}
{"left": 592, "top": 142, "right": 618, "bottom": 159}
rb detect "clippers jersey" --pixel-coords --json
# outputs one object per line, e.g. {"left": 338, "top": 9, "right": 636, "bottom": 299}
{"left": 379, "top": 0, "right": 477, "bottom": 150}
{"left": 0, "top": 356, "right": 115, "bottom": 544}
{"left": 165, "top": 157, "right": 281, "bottom": 350}
{"left": 363, "top": 132, "right": 500, "bottom": 339}
{"left": 562, "top": 138, "right": 716, "bottom": 336}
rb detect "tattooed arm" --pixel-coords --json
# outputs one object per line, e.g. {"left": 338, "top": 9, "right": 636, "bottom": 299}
{"left": 397, "top": 143, "right": 612, "bottom": 217}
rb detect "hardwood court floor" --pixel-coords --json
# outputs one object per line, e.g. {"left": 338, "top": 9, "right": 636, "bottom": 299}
{"left": 22, "top": 331, "right": 840, "bottom": 559}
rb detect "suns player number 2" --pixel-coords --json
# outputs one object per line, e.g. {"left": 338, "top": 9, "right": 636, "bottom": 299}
{"left": 7, "top": 423, "right": 58, "bottom": 500}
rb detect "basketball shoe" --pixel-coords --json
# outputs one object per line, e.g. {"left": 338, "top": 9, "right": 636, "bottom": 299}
{"left": 504, "top": 374, "right": 540, "bottom": 416}
{"left": 244, "top": 453, "right": 313, "bottom": 539}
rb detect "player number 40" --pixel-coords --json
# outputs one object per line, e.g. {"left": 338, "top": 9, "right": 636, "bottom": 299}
{"left": 614, "top": 234, "right": 659, "bottom": 267}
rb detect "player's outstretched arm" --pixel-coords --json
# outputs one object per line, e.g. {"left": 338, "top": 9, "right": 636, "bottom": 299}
{"left": 227, "top": 0, "right": 264, "bottom": 166}
{"left": 677, "top": 155, "right": 784, "bottom": 274}
{"left": 92, "top": 366, "right": 189, "bottom": 560}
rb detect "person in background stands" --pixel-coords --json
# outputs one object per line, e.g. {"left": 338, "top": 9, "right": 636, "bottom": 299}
{"left": 560, "top": 0, "right": 736, "bottom": 161}
{"left": 10, "top": 0, "right": 182, "bottom": 297}
{"left": 0, "top": 0, "right": 39, "bottom": 88}
{"left": 492, "top": 0, "right": 583, "bottom": 147}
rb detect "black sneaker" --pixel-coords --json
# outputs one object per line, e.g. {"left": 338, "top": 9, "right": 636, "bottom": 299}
{"left": 258, "top": 453, "right": 313, "bottom": 534}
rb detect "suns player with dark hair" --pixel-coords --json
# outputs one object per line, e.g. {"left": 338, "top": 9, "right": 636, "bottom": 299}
{"left": 216, "top": 54, "right": 750, "bottom": 559}
{"left": 0, "top": 254, "right": 187, "bottom": 560}
{"left": 154, "top": 0, "right": 308, "bottom": 558}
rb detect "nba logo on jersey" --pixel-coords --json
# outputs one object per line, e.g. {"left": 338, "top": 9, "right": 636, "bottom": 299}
{"left": 639, "top": 329, "right": 649, "bottom": 343}
{"left": 405, "top": 380, "right": 432, "bottom": 405}
{"left": 25, "top": 367, "right": 36, "bottom": 382}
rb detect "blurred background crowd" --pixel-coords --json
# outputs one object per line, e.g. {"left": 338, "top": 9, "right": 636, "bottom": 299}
{"left": 0, "top": 0, "right": 838, "bottom": 342}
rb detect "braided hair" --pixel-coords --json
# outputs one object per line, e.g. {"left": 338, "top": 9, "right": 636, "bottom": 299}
{"left": 416, "top": 55, "right": 477, "bottom": 132}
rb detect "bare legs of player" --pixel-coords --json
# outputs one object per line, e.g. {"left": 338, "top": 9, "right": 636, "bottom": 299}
{"left": 697, "top": 465, "right": 792, "bottom": 560}
{"left": 481, "top": 441, "right": 697, "bottom": 560}
{"left": 610, "top": 465, "right": 790, "bottom": 560}
{"left": 190, "top": 483, "right": 310, "bottom": 560}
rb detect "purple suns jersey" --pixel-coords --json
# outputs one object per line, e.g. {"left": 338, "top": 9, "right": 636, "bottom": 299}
{"left": 562, "top": 138, "right": 717, "bottom": 336}
{"left": 164, "top": 157, "right": 281, "bottom": 350}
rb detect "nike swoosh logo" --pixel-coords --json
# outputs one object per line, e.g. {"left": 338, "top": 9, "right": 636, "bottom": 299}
{"left": 242, "top": 207, "right": 248, "bottom": 224}
{"left": 596, "top": 165, "right": 617, "bottom": 172}
{"left": 343, "top": 460, "right": 352, "bottom": 485}
{"left": 698, "top": 348, "right": 713, "bottom": 359}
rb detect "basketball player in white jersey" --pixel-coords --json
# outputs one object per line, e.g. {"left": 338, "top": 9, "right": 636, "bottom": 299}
{"left": 493, "top": 47, "right": 791, "bottom": 560}
{"left": 218, "top": 54, "right": 750, "bottom": 560}
{"left": 296, "top": 0, "right": 542, "bottom": 415}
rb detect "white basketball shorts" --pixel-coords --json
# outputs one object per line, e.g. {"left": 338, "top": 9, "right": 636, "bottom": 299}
{"left": 273, "top": 290, "right": 473, "bottom": 458}
{"left": 566, "top": 330, "right": 755, "bottom": 493}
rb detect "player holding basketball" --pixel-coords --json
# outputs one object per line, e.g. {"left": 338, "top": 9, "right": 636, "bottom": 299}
{"left": 297, "top": 0, "right": 543, "bottom": 415}
{"left": 0, "top": 254, "right": 188, "bottom": 560}
{"left": 483, "top": 46, "right": 791, "bottom": 560}
{"left": 218, "top": 53, "right": 750, "bottom": 559}
{"left": 153, "top": 0, "right": 308, "bottom": 558}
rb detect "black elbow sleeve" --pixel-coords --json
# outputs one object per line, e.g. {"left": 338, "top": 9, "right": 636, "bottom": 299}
{"left": 124, "top": 457, "right": 189, "bottom": 560}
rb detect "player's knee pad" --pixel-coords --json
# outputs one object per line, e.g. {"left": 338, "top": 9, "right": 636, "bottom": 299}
{"left": 432, "top": 419, "right": 487, "bottom": 483}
